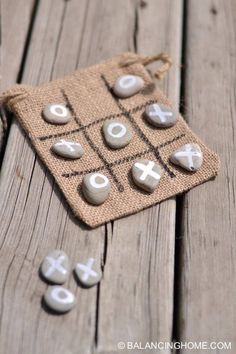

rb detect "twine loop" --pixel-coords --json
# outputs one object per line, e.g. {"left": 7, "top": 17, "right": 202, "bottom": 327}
{"left": 119, "top": 52, "right": 172, "bottom": 80}
{"left": 0, "top": 84, "right": 30, "bottom": 110}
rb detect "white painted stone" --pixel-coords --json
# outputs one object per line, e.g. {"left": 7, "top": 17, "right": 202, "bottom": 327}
{"left": 40, "top": 250, "right": 70, "bottom": 284}
{"left": 42, "top": 103, "right": 71, "bottom": 124}
{"left": 103, "top": 119, "right": 132, "bottom": 149}
{"left": 170, "top": 143, "right": 203, "bottom": 172}
{"left": 113, "top": 75, "right": 144, "bottom": 98}
{"left": 52, "top": 139, "right": 84, "bottom": 159}
{"left": 132, "top": 159, "right": 163, "bottom": 192}
{"left": 75, "top": 258, "right": 102, "bottom": 287}
{"left": 82, "top": 172, "right": 111, "bottom": 205}
{"left": 44, "top": 286, "right": 75, "bottom": 313}
{"left": 145, "top": 103, "right": 177, "bottom": 128}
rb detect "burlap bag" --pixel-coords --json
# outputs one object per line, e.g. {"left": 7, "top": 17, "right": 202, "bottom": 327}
{"left": 0, "top": 52, "right": 220, "bottom": 227}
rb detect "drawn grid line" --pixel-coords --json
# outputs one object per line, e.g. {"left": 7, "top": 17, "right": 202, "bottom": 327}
{"left": 38, "top": 77, "right": 185, "bottom": 187}
{"left": 38, "top": 99, "right": 157, "bottom": 141}
{"left": 100, "top": 75, "right": 176, "bottom": 178}
{"left": 61, "top": 89, "right": 125, "bottom": 192}
{"left": 62, "top": 133, "right": 185, "bottom": 178}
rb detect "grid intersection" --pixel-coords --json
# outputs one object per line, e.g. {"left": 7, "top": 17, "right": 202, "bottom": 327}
{"left": 100, "top": 74, "right": 176, "bottom": 178}
{"left": 37, "top": 77, "right": 187, "bottom": 192}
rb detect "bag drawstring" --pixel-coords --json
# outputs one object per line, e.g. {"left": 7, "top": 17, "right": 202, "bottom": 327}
{"left": 119, "top": 52, "right": 172, "bottom": 80}
{"left": 0, "top": 84, "right": 30, "bottom": 110}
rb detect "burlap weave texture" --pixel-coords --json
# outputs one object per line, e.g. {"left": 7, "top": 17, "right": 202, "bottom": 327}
{"left": 1, "top": 53, "right": 220, "bottom": 227}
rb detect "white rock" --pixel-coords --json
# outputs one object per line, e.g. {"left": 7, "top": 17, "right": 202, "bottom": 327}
{"left": 44, "top": 286, "right": 75, "bottom": 313}
{"left": 170, "top": 143, "right": 203, "bottom": 172}
{"left": 103, "top": 120, "right": 132, "bottom": 149}
{"left": 145, "top": 103, "right": 177, "bottom": 128}
{"left": 52, "top": 139, "right": 84, "bottom": 159}
{"left": 132, "top": 159, "right": 163, "bottom": 193}
{"left": 113, "top": 75, "right": 144, "bottom": 98}
{"left": 42, "top": 103, "right": 71, "bottom": 124}
{"left": 40, "top": 250, "right": 70, "bottom": 284}
{"left": 82, "top": 172, "right": 111, "bottom": 205}
{"left": 75, "top": 258, "right": 102, "bottom": 287}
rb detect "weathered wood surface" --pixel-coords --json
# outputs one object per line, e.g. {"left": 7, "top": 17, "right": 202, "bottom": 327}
{"left": 0, "top": 0, "right": 35, "bottom": 150}
{"left": 97, "top": 1, "right": 182, "bottom": 352}
{"left": 177, "top": 0, "right": 236, "bottom": 353}
{"left": 0, "top": 0, "right": 235, "bottom": 353}
{"left": 0, "top": 1, "right": 182, "bottom": 353}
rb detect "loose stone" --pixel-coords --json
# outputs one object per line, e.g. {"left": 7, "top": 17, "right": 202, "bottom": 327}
{"left": 44, "top": 286, "right": 75, "bottom": 313}
{"left": 51, "top": 139, "right": 84, "bottom": 159}
{"left": 113, "top": 75, "right": 144, "bottom": 98}
{"left": 82, "top": 172, "right": 111, "bottom": 205}
{"left": 132, "top": 159, "right": 163, "bottom": 193}
{"left": 75, "top": 258, "right": 102, "bottom": 287}
{"left": 170, "top": 143, "right": 203, "bottom": 172}
{"left": 42, "top": 103, "right": 71, "bottom": 124}
{"left": 103, "top": 120, "right": 132, "bottom": 149}
{"left": 144, "top": 103, "right": 177, "bottom": 128}
{"left": 40, "top": 250, "right": 70, "bottom": 284}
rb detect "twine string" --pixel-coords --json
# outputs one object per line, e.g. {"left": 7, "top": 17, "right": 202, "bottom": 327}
{"left": 119, "top": 52, "right": 172, "bottom": 80}
{"left": 0, "top": 84, "right": 30, "bottom": 109}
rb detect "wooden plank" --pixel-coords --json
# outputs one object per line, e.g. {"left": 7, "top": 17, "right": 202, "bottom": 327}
{"left": 97, "top": 0, "right": 183, "bottom": 352}
{"left": 0, "top": 1, "right": 104, "bottom": 353}
{"left": 0, "top": 1, "right": 183, "bottom": 354}
{"left": 0, "top": 0, "right": 35, "bottom": 89}
{"left": 0, "top": 0, "right": 35, "bottom": 149}
{"left": 178, "top": 0, "right": 236, "bottom": 351}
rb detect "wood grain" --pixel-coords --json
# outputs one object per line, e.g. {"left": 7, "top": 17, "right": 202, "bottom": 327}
{"left": 177, "top": 0, "right": 236, "bottom": 352}
{"left": 0, "top": 1, "right": 104, "bottom": 353}
{"left": 0, "top": 0, "right": 35, "bottom": 150}
{"left": 0, "top": 0, "right": 36, "bottom": 89}
{"left": 97, "top": 1, "right": 182, "bottom": 352}
{"left": 0, "top": 0, "right": 183, "bottom": 353}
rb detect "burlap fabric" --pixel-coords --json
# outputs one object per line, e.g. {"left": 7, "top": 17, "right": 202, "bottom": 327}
{"left": 0, "top": 53, "right": 220, "bottom": 227}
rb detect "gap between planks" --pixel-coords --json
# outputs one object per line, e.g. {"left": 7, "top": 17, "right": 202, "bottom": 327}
{"left": 0, "top": 1, "right": 184, "bottom": 353}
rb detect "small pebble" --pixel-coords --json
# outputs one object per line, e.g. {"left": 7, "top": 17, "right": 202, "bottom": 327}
{"left": 42, "top": 103, "right": 71, "bottom": 124}
{"left": 40, "top": 250, "right": 70, "bottom": 284}
{"left": 113, "top": 75, "right": 144, "bottom": 98}
{"left": 44, "top": 286, "right": 75, "bottom": 313}
{"left": 145, "top": 103, "right": 177, "bottom": 128}
{"left": 170, "top": 143, "right": 203, "bottom": 172}
{"left": 52, "top": 139, "right": 84, "bottom": 159}
{"left": 82, "top": 172, "right": 111, "bottom": 205}
{"left": 75, "top": 258, "right": 102, "bottom": 287}
{"left": 103, "top": 120, "right": 132, "bottom": 149}
{"left": 132, "top": 159, "right": 163, "bottom": 192}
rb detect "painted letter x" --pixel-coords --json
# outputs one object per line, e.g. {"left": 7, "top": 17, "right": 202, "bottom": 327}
{"left": 135, "top": 161, "right": 161, "bottom": 181}
{"left": 55, "top": 139, "right": 78, "bottom": 152}
{"left": 77, "top": 258, "right": 98, "bottom": 282}
{"left": 175, "top": 144, "right": 201, "bottom": 170}
{"left": 150, "top": 104, "right": 173, "bottom": 123}
{"left": 45, "top": 255, "right": 67, "bottom": 277}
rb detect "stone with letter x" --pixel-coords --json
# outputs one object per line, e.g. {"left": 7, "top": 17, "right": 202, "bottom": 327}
{"left": 145, "top": 103, "right": 177, "bottom": 128}
{"left": 75, "top": 258, "right": 102, "bottom": 287}
{"left": 132, "top": 159, "right": 164, "bottom": 193}
{"left": 40, "top": 250, "right": 70, "bottom": 284}
{"left": 170, "top": 143, "right": 203, "bottom": 172}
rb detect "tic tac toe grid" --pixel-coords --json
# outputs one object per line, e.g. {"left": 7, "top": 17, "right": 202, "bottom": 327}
{"left": 7, "top": 53, "right": 219, "bottom": 227}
